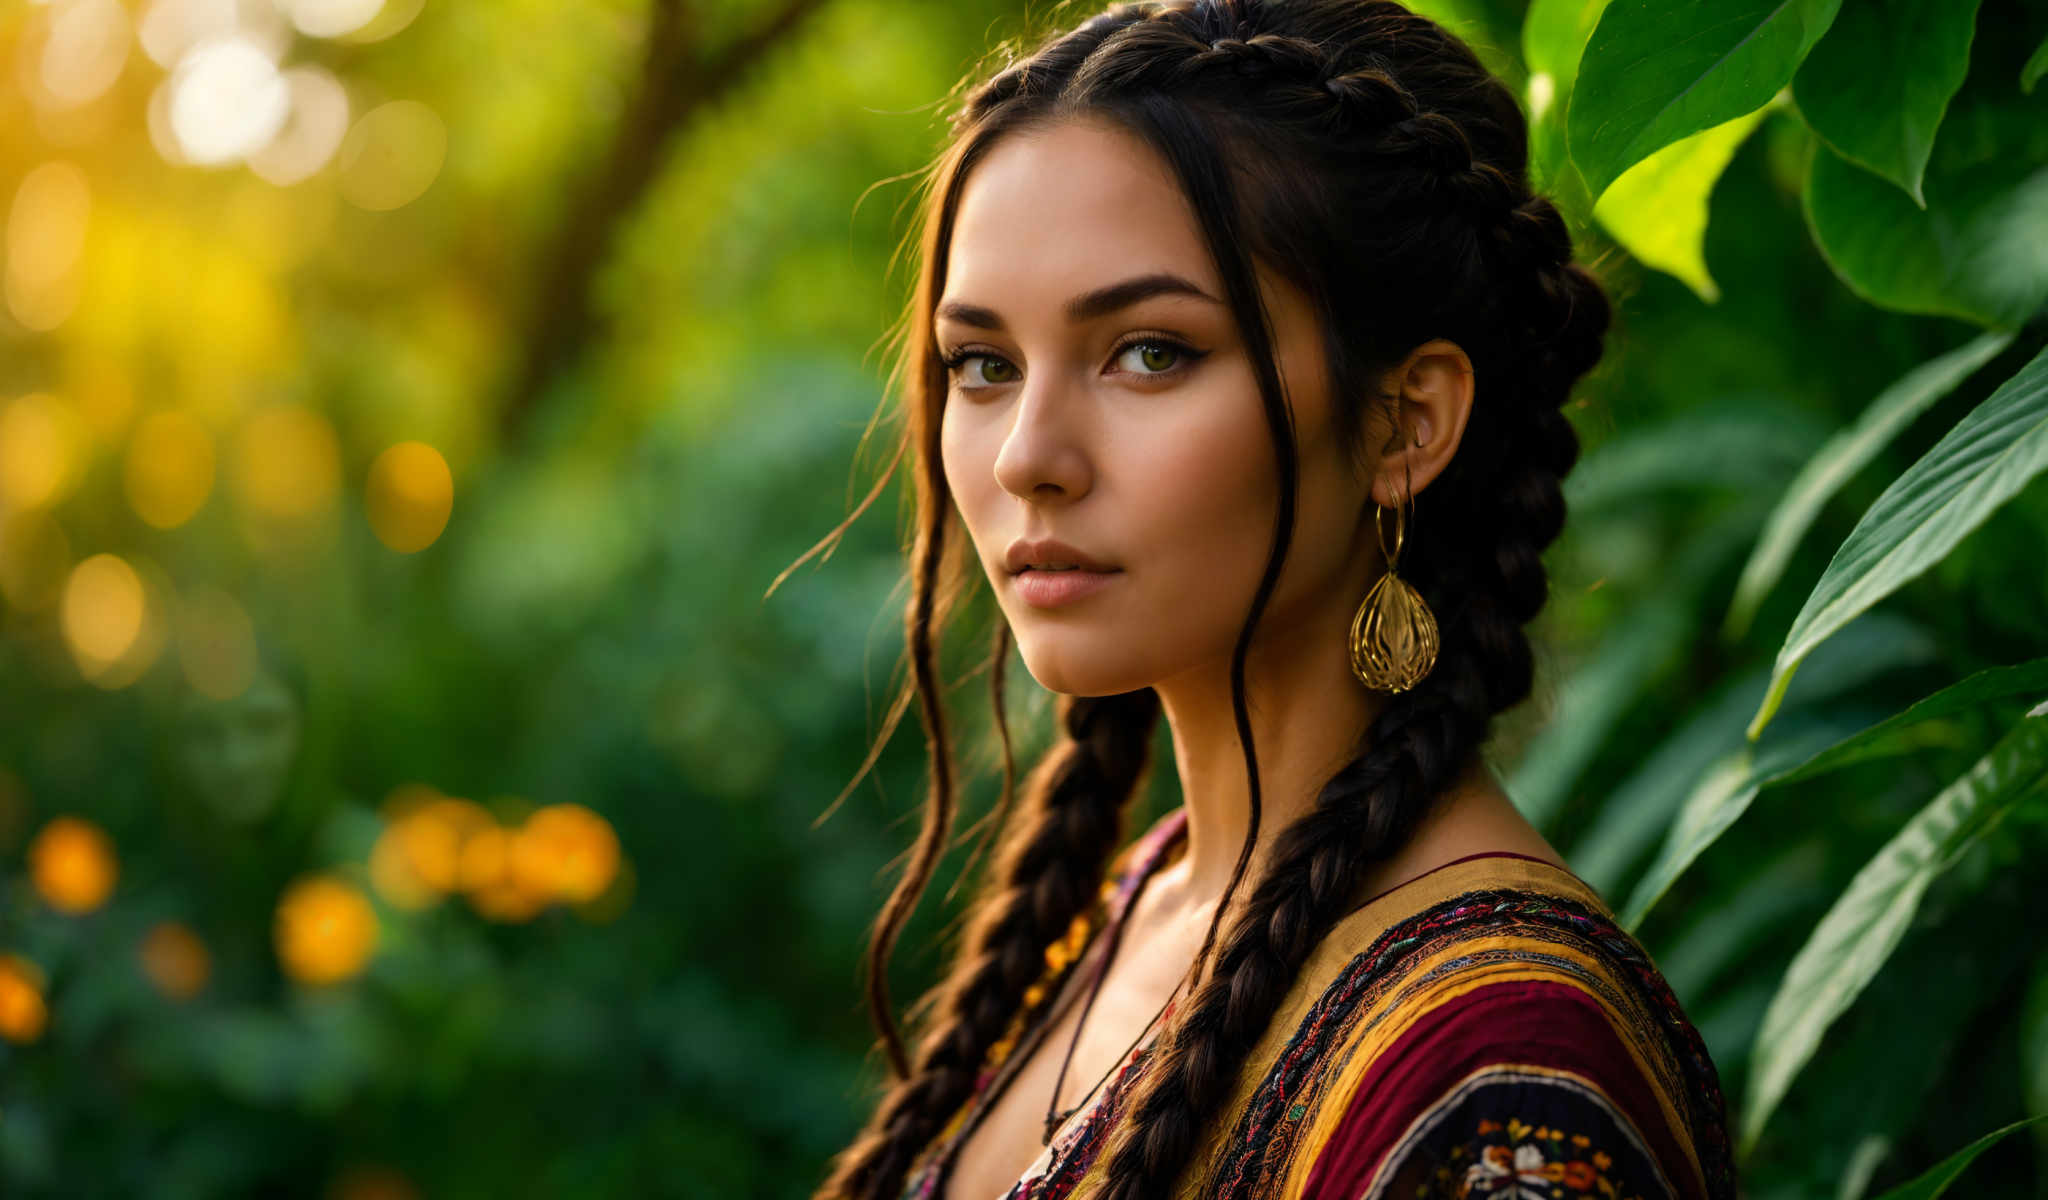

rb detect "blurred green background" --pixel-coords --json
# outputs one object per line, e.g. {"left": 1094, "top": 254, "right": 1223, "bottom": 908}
{"left": 0, "top": 0, "right": 2045, "bottom": 1197}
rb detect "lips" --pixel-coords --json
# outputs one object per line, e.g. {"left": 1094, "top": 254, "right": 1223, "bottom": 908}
{"left": 1005, "top": 537, "right": 1118, "bottom": 575}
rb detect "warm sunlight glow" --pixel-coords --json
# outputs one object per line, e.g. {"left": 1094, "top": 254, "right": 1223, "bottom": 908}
{"left": 232, "top": 403, "right": 341, "bottom": 545}
{"left": 365, "top": 441, "right": 454, "bottom": 552}
{"left": 29, "top": 815, "right": 119, "bottom": 914}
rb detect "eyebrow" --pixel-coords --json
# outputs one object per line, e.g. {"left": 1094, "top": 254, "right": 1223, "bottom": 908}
{"left": 934, "top": 271, "right": 1223, "bottom": 332}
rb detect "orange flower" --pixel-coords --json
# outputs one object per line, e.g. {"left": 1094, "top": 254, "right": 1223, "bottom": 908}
{"left": 29, "top": 815, "right": 117, "bottom": 913}
{"left": 139, "top": 921, "right": 210, "bottom": 1000}
{"left": 0, "top": 955, "right": 47, "bottom": 1043}
{"left": 1563, "top": 1160, "right": 1600, "bottom": 1190}
{"left": 274, "top": 874, "right": 378, "bottom": 985}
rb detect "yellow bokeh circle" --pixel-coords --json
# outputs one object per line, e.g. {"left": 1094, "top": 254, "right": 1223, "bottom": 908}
{"left": 509, "top": 804, "right": 621, "bottom": 906}
{"left": 29, "top": 814, "right": 118, "bottom": 914}
{"left": 274, "top": 874, "right": 378, "bottom": 986}
{"left": 364, "top": 441, "right": 453, "bottom": 553}
{"left": 60, "top": 553, "right": 146, "bottom": 675}
{"left": 234, "top": 404, "right": 341, "bottom": 523}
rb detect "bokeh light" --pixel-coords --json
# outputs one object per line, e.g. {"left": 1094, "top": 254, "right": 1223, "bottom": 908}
{"left": 138, "top": 0, "right": 292, "bottom": 70}
{"left": 248, "top": 64, "right": 351, "bottom": 186}
{"left": 6, "top": 161, "right": 90, "bottom": 330}
{"left": 337, "top": 99, "right": 445, "bottom": 211}
{"left": 139, "top": 920, "right": 212, "bottom": 1000}
{"left": 274, "top": 874, "right": 377, "bottom": 986}
{"left": 0, "top": 390, "right": 88, "bottom": 511}
{"left": 282, "top": 0, "right": 385, "bottom": 40}
{"left": 125, "top": 408, "right": 217, "bottom": 529}
{"left": 175, "top": 585, "right": 258, "bottom": 700}
{"left": 29, "top": 815, "right": 118, "bottom": 915}
{"left": 35, "top": 0, "right": 132, "bottom": 110}
{"left": 0, "top": 955, "right": 50, "bottom": 1044}
{"left": 61, "top": 552, "right": 160, "bottom": 685}
{"left": 167, "top": 37, "right": 290, "bottom": 166}
{"left": 365, "top": 440, "right": 453, "bottom": 553}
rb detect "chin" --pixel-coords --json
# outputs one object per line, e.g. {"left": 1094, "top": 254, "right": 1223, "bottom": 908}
{"left": 1014, "top": 642, "right": 1157, "bottom": 698}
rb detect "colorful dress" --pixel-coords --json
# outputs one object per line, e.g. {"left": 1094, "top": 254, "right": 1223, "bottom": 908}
{"left": 900, "top": 806, "right": 1736, "bottom": 1200}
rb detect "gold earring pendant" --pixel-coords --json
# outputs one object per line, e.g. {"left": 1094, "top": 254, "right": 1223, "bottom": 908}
{"left": 1349, "top": 494, "right": 1438, "bottom": 693}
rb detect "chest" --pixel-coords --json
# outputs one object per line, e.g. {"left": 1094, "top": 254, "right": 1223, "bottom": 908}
{"left": 938, "top": 936, "right": 1189, "bottom": 1199}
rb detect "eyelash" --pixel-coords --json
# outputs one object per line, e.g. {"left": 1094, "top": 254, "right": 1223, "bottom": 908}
{"left": 938, "top": 335, "right": 1208, "bottom": 389}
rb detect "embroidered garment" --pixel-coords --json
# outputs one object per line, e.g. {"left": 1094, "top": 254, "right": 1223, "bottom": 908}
{"left": 900, "top": 806, "right": 1736, "bottom": 1200}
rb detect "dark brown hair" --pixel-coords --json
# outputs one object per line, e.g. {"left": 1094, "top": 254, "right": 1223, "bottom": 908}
{"left": 801, "top": 1, "right": 1611, "bottom": 1195}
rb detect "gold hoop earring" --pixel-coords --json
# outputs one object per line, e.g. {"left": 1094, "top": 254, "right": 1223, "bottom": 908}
{"left": 1349, "top": 478, "right": 1438, "bottom": 693}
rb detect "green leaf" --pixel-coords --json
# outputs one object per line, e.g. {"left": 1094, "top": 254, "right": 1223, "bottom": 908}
{"left": 1739, "top": 714, "right": 2048, "bottom": 1156}
{"left": 1765, "top": 657, "right": 2048, "bottom": 787}
{"left": 1567, "top": 0, "right": 1844, "bottom": 202}
{"left": 1564, "top": 407, "right": 1827, "bottom": 512}
{"left": 1592, "top": 109, "right": 1769, "bottom": 302}
{"left": 1791, "top": 0, "right": 1981, "bottom": 207}
{"left": 1865, "top": 1115, "right": 2048, "bottom": 1200}
{"left": 1749, "top": 342, "right": 2048, "bottom": 740}
{"left": 1523, "top": 0, "right": 1614, "bottom": 193}
{"left": 1723, "top": 330, "right": 2015, "bottom": 641}
{"left": 2023, "top": 34, "right": 2048, "bottom": 94}
{"left": 1804, "top": 142, "right": 2048, "bottom": 328}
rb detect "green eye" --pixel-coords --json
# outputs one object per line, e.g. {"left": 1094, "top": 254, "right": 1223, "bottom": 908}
{"left": 978, "top": 358, "right": 1019, "bottom": 384}
{"left": 1138, "top": 343, "right": 1178, "bottom": 372}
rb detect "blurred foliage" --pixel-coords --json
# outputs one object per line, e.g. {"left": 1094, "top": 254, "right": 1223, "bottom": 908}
{"left": 0, "top": 0, "right": 2044, "bottom": 1197}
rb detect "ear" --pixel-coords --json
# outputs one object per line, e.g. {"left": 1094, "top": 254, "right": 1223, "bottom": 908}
{"left": 1368, "top": 338, "right": 1474, "bottom": 509}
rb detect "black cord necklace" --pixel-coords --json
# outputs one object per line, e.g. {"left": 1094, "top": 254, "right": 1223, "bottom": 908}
{"left": 1039, "top": 831, "right": 1188, "bottom": 1147}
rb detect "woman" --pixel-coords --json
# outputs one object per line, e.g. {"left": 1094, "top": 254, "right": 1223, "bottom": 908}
{"left": 811, "top": 1, "right": 1736, "bottom": 1197}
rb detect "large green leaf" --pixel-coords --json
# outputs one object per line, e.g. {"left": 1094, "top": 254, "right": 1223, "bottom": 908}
{"left": 1750, "top": 342, "right": 2048, "bottom": 739}
{"left": 1723, "top": 330, "right": 2015, "bottom": 641}
{"left": 1593, "top": 108, "right": 1769, "bottom": 302}
{"left": 1739, "top": 714, "right": 2048, "bottom": 1156}
{"left": 1866, "top": 1115, "right": 2048, "bottom": 1200}
{"left": 1790, "top": 0, "right": 1981, "bottom": 207}
{"left": 1801, "top": 73, "right": 2048, "bottom": 328}
{"left": 1767, "top": 657, "right": 2048, "bottom": 787}
{"left": 1566, "top": 0, "right": 1844, "bottom": 202}
{"left": 1564, "top": 407, "right": 1826, "bottom": 512}
{"left": 1522, "top": 0, "right": 1614, "bottom": 200}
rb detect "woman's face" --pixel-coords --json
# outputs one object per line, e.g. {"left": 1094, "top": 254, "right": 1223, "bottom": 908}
{"left": 937, "top": 116, "right": 1381, "bottom": 697}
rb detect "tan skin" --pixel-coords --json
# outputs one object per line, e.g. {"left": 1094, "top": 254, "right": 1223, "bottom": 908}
{"left": 934, "top": 116, "right": 1569, "bottom": 1198}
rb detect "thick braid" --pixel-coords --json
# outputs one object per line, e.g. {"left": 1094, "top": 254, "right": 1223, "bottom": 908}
{"left": 816, "top": 689, "right": 1161, "bottom": 1200}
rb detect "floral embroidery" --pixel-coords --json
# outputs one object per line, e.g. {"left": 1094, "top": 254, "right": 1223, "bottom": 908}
{"left": 1414, "top": 1116, "right": 1644, "bottom": 1200}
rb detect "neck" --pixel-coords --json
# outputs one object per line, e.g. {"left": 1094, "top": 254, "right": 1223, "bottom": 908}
{"left": 1146, "top": 585, "right": 1390, "bottom": 910}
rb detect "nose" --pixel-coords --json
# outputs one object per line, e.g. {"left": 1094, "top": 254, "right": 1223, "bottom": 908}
{"left": 992, "top": 373, "right": 1093, "bottom": 502}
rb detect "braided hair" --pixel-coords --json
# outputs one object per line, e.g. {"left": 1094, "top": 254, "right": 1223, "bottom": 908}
{"left": 811, "top": 2, "right": 1610, "bottom": 1197}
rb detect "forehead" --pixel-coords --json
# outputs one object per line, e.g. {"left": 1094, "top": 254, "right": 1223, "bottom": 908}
{"left": 945, "top": 117, "right": 1218, "bottom": 301}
